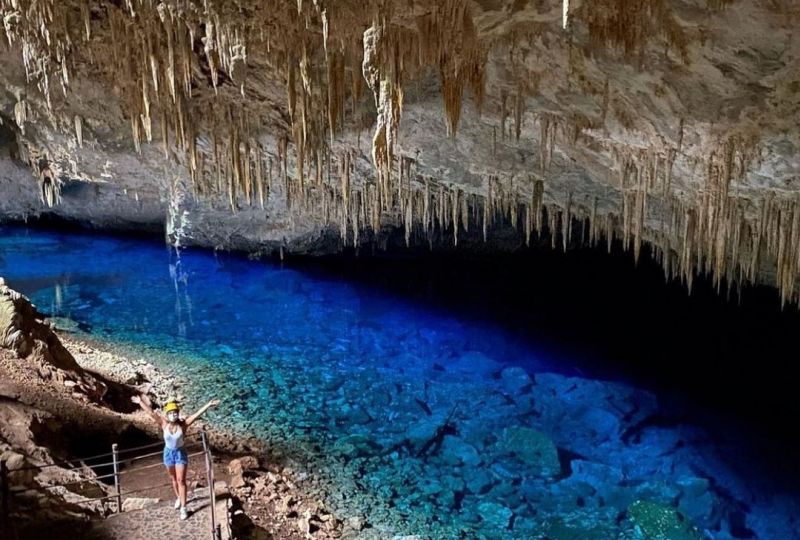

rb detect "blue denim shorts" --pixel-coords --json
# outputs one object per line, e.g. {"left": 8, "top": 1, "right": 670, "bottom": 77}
{"left": 163, "top": 447, "right": 188, "bottom": 467}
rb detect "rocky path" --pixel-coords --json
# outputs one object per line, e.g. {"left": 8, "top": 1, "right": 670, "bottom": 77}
{"left": 87, "top": 488, "right": 231, "bottom": 540}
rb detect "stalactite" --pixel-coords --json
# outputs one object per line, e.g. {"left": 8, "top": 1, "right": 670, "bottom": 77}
{"left": 451, "top": 187, "right": 459, "bottom": 246}
{"left": 482, "top": 177, "right": 490, "bottom": 242}
{"left": 549, "top": 206, "right": 559, "bottom": 250}
{"left": 514, "top": 89, "right": 523, "bottom": 142}
{"left": 538, "top": 114, "right": 558, "bottom": 173}
{"left": 2, "top": 0, "right": 796, "bottom": 302}
{"left": 589, "top": 197, "right": 598, "bottom": 246}
{"left": 577, "top": 0, "right": 689, "bottom": 63}
{"left": 74, "top": 115, "right": 83, "bottom": 148}
{"left": 13, "top": 98, "right": 26, "bottom": 134}
{"left": 562, "top": 192, "right": 572, "bottom": 252}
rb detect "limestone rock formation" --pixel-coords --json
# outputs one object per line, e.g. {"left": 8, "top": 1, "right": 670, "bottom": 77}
{"left": 0, "top": 1, "right": 798, "bottom": 300}
{"left": 0, "top": 278, "right": 106, "bottom": 401}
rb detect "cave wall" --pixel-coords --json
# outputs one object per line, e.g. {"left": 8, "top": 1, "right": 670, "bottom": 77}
{"left": 0, "top": 0, "right": 798, "bottom": 297}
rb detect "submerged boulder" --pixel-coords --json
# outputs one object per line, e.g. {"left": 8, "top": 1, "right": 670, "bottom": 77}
{"left": 499, "top": 366, "right": 533, "bottom": 395}
{"left": 675, "top": 477, "right": 718, "bottom": 528}
{"left": 444, "top": 351, "right": 503, "bottom": 377}
{"left": 496, "top": 426, "right": 561, "bottom": 478}
{"left": 544, "top": 514, "right": 621, "bottom": 540}
{"left": 440, "top": 436, "right": 481, "bottom": 466}
{"left": 627, "top": 500, "right": 705, "bottom": 540}
{"left": 477, "top": 501, "right": 513, "bottom": 530}
{"left": 333, "top": 434, "right": 382, "bottom": 458}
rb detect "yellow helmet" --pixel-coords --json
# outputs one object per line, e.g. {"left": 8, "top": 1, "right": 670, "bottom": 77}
{"left": 164, "top": 401, "right": 179, "bottom": 413}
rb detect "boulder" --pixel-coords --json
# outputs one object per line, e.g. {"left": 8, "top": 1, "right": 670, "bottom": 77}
{"left": 441, "top": 436, "right": 481, "bottom": 466}
{"left": 544, "top": 514, "right": 621, "bottom": 540}
{"left": 499, "top": 366, "right": 533, "bottom": 395}
{"left": 0, "top": 283, "right": 107, "bottom": 402}
{"left": 627, "top": 500, "right": 705, "bottom": 540}
{"left": 497, "top": 427, "right": 561, "bottom": 478}
{"left": 333, "top": 434, "right": 382, "bottom": 458}
{"left": 229, "top": 456, "right": 260, "bottom": 488}
{"left": 344, "top": 515, "right": 367, "bottom": 531}
{"left": 445, "top": 351, "right": 503, "bottom": 377}
{"left": 228, "top": 455, "right": 260, "bottom": 474}
{"left": 676, "top": 477, "right": 718, "bottom": 527}
{"left": 477, "top": 501, "right": 513, "bottom": 530}
{"left": 464, "top": 467, "right": 494, "bottom": 495}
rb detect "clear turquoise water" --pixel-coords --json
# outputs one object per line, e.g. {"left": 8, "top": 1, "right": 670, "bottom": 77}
{"left": 1, "top": 225, "right": 797, "bottom": 539}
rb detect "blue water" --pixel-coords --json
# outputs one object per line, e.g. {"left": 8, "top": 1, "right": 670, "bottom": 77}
{"left": 1, "top": 225, "right": 798, "bottom": 539}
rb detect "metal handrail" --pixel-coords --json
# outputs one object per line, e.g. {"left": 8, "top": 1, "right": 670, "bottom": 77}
{"left": 201, "top": 430, "right": 220, "bottom": 540}
{"left": 13, "top": 435, "right": 204, "bottom": 472}
{"left": 0, "top": 439, "right": 220, "bottom": 540}
{"left": 7, "top": 448, "right": 207, "bottom": 496}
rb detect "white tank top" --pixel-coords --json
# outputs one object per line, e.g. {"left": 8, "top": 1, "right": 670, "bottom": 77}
{"left": 163, "top": 423, "right": 184, "bottom": 450}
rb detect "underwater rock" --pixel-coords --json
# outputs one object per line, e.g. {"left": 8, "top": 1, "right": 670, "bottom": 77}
{"left": 568, "top": 459, "right": 624, "bottom": 488}
{"left": 477, "top": 501, "right": 513, "bottom": 530}
{"left": 445, "top": 351, "right": 502, "bottom": 377}
{"left": 47, "top": 317, "right": 81, "bottom": 333}
{"left": 464, "top": 467, "right": 494, "bottom": 495}
{"left": 632, "top": 481, "right": 682, "bottom": 507}
{"left": 334, "top": 404, "right": 372, "bottom": 425}
{"left": 544, "top": 513, "right": 621, "bottom": 540}
{"left": 496, "top": 426, "right": 561, "bottom": 478}
{"left": 418, "top": 477, "right": 443, "bottom": 497}
{"left": 627, "top": 500, "right": 705, "bottom": 540}
{"left": 404, "top": 414, "right": 455, "bottom": 449}
{"left": 554, "top": 459, "right": 630, "bottom": 509}
{"left": 499, "top": 366, "right": 533, "bottom": 394}
{"left": 675, "top": 478, "right": 714, "bottom": 519}
{"left": 440, "top": 436, "right": 481, "bottom": 466}
{"left": 342, "top": 514, "right": 368, "bottom": 534}
{"left": 333, "top": 434, "right": 382, "bottom": 458}
{"left": 745, "top": 495, "right": 800, "bottom": 540}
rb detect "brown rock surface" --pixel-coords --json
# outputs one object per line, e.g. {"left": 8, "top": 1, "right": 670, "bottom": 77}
{"left": 0, "top": 1, "right": 798, "bottom": 300}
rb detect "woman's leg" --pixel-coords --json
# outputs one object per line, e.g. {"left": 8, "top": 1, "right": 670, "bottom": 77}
{"left": 166, "top": 465, "right": 179, "bottom": 499}
{"left": 175, "top": 464, "right": 188, "bottom": 508}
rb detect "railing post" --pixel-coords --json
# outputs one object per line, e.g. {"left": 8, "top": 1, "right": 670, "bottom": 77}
{"left": 111, "top": 443, "right": 122, "bottom": 513}
{"left": 0, "top": 459, "right": 9, "bottom": 537}
{"left": 201, "top": 429, "right": 219, "bottom": 540}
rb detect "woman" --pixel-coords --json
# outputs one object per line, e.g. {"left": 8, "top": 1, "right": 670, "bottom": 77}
{"left": 132, "top": 393, "right": 220, "bottom": 520}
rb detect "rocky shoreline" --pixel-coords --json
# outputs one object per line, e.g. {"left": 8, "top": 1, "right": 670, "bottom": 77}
{"left": 61, "top": 334, "right": 357, "bottom": 539}
{"left": 5, "top": 278, "right": 800, "bottom": 540}
{"left": 0, "top": 280, "right": 348, "bottom": 539}
{"left": 56, "top": 334, "right": 728, "bottom": 540}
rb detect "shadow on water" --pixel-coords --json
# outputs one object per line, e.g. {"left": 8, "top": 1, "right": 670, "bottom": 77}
{"left": 284, "top": 241, "right": 800, "bottom": 486}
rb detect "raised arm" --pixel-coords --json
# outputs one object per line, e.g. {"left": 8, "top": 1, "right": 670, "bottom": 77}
{"left": 132, "top": 394, "right": 165, "bottom": 428}
{"left": 185, "top": 398, "right": 220, "bottom": 427}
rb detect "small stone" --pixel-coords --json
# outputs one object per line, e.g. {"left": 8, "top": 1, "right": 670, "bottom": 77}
{"left": 345, "top": 515, "right": 367, "bottom": 531}
{"left": 122, "top": 497, "right": 160, "bottom": 512}
{"left": 228, "top": 455, "right": 260, "bottom": 475}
